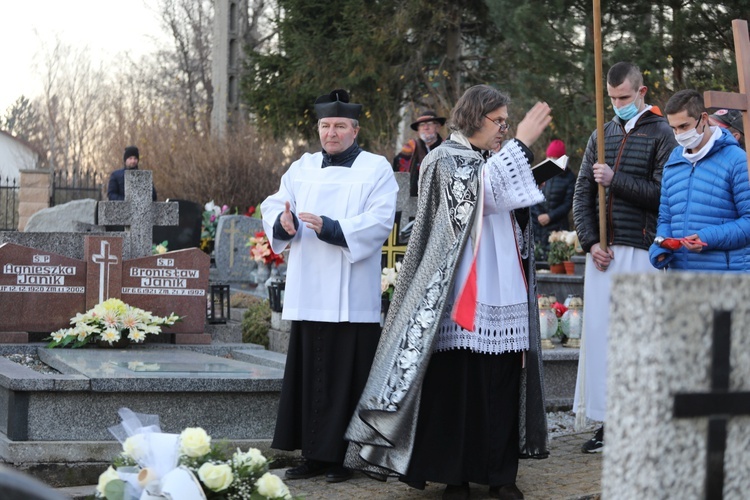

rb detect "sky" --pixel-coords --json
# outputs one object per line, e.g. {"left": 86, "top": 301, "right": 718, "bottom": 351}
{"left": 0, "top": 1, "right": 167, "bottom": 114}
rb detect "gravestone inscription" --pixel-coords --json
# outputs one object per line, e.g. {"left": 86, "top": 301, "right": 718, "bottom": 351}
{"left": 121, "top": 247, "right": 210, "bottom": 337}
{"left": 0, "top": 242, "right": 85, "bottom": 332}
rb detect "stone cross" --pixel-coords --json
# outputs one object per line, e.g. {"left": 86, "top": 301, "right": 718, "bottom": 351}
{"left": 703, "top": 19, "right": 750, "bottom": 178}
{"left": 98, "top": 170, "right": 178, "bottom": 258}
{"left": 673, "top": 310, "right": 750, "bottom": 500}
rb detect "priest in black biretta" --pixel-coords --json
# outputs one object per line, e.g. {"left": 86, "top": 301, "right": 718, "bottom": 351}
{"left": 262, "top": 88, "right": 398, "bottom": 484}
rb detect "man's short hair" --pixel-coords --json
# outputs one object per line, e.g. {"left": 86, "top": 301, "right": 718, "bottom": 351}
{"left": 665, "top": 89, "right": 705, "bottom": 120}
{"left": 317, "top": 118, "right": 359, "bottom": 129}
{"left": 607, "top": 62, "right": 643, "bottom": 90}
{"left": 449, "top": 85, "right": 510, "bottom": 137}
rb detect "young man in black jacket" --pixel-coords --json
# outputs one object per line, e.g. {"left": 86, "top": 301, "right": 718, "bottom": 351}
{"left": 572, "top": 62, "right": 676, "bottom": 453}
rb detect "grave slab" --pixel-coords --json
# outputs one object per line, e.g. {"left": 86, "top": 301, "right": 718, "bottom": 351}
{"left": 603, "top": 273, "right": 750, "bottom": 499}
{"left": 0, "top": 243, "right": 85, "bottom": 332}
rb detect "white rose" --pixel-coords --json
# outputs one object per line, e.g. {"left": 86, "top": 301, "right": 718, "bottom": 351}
{"left": 233, "top": 447, "right": 267, "bottom": 469}
{"left": 122, "top": 434, "right": 148, "bottom": 461}
{"left": 96, "top": 466, "right": 120, "bottom": 496}
{"left": 381, "top": 275, "right": 389, "bottom": 294}
{"left": 179, "top": 427, "right": 211, "bottom": 457}
{"left": 198, "top": 462, "right": 233, "bottom": 492}
{"left": 255, "top": 472, "right": 291, "bottom": 499}
{"left": 383, "top": 267, "right": 398, "bottom": 286}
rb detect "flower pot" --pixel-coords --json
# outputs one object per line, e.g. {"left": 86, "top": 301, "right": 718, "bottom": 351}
{"left": 255, "top": 264, "right": 271, "bottom": 285}
{"left": 563, "top": 261, "right": 575, "bottom": 275}
{"left": 549, "top": 263, "right": 566, "bottom": 274}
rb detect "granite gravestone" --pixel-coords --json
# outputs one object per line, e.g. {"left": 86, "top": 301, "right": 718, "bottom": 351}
{"left": 382, "top": 172, "right": 417, "bottom": 268}
{"left": 214, "top": 215, "right": 263, "bottom": 282}
{"left": 603, "top": 273, "right": 750, "bottom": 499}
{"left": 121, "top": 248, "right": 210, "bottom": 339}
{"left": 152, "top": 199, "right": 202, "bottom": 251}
{"left": 0, "top": 243, "right": 85, "bottom": 332}
{"left": 98, "top": 170, "right": 178, "bottom": 259}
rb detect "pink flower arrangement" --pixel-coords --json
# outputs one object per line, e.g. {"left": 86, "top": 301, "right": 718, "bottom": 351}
{"left": 248, "top": 232, "right": 285, "bottom": 267}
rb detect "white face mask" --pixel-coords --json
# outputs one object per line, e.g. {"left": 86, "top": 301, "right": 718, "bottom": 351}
{"left": 675, "top": 116, "right": 705, "bottom": 150}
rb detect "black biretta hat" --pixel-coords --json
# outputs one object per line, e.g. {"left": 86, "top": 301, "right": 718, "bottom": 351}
{"left": 314, "top": 89, "right": 362, "bottom": 120}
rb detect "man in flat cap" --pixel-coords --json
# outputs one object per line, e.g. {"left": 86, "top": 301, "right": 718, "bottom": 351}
{"left": 709, "top": 108, "right": 745, "bottom": 148}
{"left": 261, "top": 89, "right": 398, "bottom": 484}
{"left": 407, "top": 110, "right": 446, "bottom": 196}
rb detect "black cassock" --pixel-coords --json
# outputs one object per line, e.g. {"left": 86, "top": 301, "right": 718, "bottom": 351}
{"left": 271, "top": 320, "right": 380, "bottom": 464}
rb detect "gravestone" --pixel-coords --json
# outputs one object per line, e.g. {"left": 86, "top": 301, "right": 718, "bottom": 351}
{"left": 98, "top": 170, "right": 178, "bottom": 258}
{"left": 153, "top": 199, "right": 203, "bottom": 251}
{"left": 24, "top": 199, "right": 98, "bottom": 233}
{"left": 121, "top": 248, "right": 210, "bottom": 339}
{"left": 214, "top": 215, "right": 263, "bottom": 282}
{"left": 0, "top": 243, "right": 86, "bottom": 332}
{"left": 603, "top": 273, "right": 750, "bottom": 499}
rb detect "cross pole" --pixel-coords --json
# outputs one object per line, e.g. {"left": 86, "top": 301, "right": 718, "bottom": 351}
{"left": 592, "top": 0, "right": 607, "bottom": 251}
{"left": 703, "top": 19, "right": 750, "bottom": 180}
{"left": 673, "top": 310, "right": 750, "bottom": 500}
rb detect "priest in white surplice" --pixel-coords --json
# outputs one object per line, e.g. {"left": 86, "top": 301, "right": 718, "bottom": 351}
{"left": 345, "top": 86, "right": 551, "bottom": 500}
{"left": 261, "top": 89, "right": 397, "bottom": 484}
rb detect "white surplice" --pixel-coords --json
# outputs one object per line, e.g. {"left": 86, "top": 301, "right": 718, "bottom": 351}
{"left": 435, "top": 136, "right": 545, "bottom": 354}
{"left": 261, "top": 151, "right": 397, "bottom": 323}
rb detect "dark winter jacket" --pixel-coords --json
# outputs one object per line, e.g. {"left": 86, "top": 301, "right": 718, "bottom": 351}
{"left": 107, "top": 167, "right": 157, "bottom": 201}
{"left": 573, "top": 108, "right": 677, "bottom": 253}
{"left": 649, "top": 128, "right": 750, "bottom": 271}
{"left": 531, "top": 168, "right": 576, "bottom": 248}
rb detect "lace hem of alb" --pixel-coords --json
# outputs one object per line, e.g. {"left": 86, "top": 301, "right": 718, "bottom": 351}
{"left": 435, "top": 301, "right": 530, "bottom": 355}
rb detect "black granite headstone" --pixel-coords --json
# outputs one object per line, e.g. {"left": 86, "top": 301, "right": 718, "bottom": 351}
{"left": 153, "top": 199, "right": 202, "bottom": 251}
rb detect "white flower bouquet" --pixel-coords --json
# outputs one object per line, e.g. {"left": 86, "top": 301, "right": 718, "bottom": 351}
{"left": 45, "top": 298, "right": 180, "bottom": 348}
{"left": 97, "top": 408, "right": 294, "bottom": 500}
{"left": 547, "top": 230, "right": 578, "bottom": 265}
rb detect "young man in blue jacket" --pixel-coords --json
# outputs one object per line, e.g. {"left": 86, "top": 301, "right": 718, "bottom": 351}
{"left": 650, "top": 89, "right": 750, "bottom": 271}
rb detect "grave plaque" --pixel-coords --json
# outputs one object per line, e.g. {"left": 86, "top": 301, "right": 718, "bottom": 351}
{"left": 85, "top": 236, "right": 123, "bottom": 310}
{"left": 153, "top": 199, "right": 203, "bottom": 251}
{"left": 214, "top": 215, "right": 263, "bottom": 282}
{"left": 121, "top": 248, "right": 210, "bottom": 335}
{"left": 0, "top": 243, "right": 85, "bottom": 332}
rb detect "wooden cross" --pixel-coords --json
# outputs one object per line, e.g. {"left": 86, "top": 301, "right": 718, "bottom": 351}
{"left": 703, "top": 19, "right": 750, "bottom": 179}
{"left": 98, "top": 170, "right": 178, "bottom": 258}
{"left": 673, "top": 310, "right": 750, "bottom": 500}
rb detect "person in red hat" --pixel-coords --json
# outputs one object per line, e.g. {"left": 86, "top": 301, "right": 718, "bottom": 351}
{"left": 531, "top": 138, "right": 576, "bottom": 258}
{"left": 406, "top": 110, "right": 446, "bottom": 196}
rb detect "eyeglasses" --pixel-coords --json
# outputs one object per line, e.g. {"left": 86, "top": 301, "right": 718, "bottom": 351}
{"left": 484, "top": 115, "right": 509, "bottom": 132}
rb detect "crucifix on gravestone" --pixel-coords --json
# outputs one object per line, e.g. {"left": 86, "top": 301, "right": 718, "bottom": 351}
{"left": 98, "top": 170, "right": 178, "bottom": 258}
{"left": 673, "top": 310, "right": 750, "bottom": 500}
{"left": 92, "top": 240, "right": 118, "bottom": 303}
{"left": 703, "top": 19, "right": 750, "bottom": 179}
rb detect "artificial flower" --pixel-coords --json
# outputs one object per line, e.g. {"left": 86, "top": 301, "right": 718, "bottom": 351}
{"left": 45, "top": 298, "right": 179, "bottom": 348}
{"left": 96, "top": 466, "right": 119, "bottom": 496}
{"left": 179, "top": 427, "right": 212, "bottom": 458}
{"left": 198, "top": 462, "right": 234, "bottom": 491}
{"left": 247, "top": 231, "right": 285, "bottom": 266}
{"left": 255, "top": 472, "right": 292, "bottom": 499}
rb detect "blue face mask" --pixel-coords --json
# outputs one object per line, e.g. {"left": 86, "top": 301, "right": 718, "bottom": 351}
{"left": 614, "top": 95, "right": 641, "bottom": 121}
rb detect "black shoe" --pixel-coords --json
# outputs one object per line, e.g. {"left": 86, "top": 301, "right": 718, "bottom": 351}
{"left": 443, "top": 483, "right": 470, "bottom": 500}
{"left": 581, "top": 425, "right": 604, "bottom": 453}
{"left": 285, "top": 459, "right": 330, "bottom": 480}
{"left": 489, "top": 483, "right": 525, "bottom": 499}
{"left": 325, "top": 465, "right": 353, "bottom": 483}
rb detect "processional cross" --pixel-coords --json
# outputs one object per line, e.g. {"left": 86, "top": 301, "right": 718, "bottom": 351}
{"left": 703, "top": 19, "right": 750, "bottom": 179}
{"left": 673, "top": 311, "right": 750, "bottom": 500}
